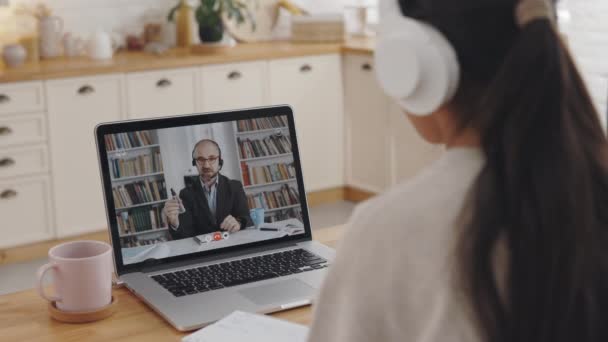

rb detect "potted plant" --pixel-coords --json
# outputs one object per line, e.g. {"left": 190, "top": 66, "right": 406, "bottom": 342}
{"left": 170, "top": 0, "right": 256, "bottom": 44}
{"left": 197, "top": 0, "right": 256, "bottom": 42}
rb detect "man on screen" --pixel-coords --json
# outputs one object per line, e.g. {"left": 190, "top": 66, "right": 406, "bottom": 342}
{"left": 163, "top": 139, "right": 252, "bottom": 239}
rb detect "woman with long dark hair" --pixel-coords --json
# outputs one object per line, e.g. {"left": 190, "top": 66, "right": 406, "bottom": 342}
{"left": 308, "top": 0, "right": 608, "bottom": 341}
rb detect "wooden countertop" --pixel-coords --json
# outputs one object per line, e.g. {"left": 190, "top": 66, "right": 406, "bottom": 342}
{"left": 0, "top": 37, "right": 374, "bottom": 84}
{"left": 0, "top": 224, "right": 345, "bottom": 342}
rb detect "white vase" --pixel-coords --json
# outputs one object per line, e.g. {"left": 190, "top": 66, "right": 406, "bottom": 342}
{"left": 88, "top": 30, "right": 115, "bottom": 60}
{"left": 39, "top": 16, "right": 64, "bottom": 58}
{"left": 3, "top": 44, "right": 27, "bottom": 68}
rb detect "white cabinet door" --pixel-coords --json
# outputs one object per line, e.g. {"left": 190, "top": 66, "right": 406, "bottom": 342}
{"left": 0, "top": 81, "right": 45, "bottom": 115}
{"left": 268, "top": 54, "right": 344, "bottom": 192}
{"left": 0, "top": 175, "right": 53, "bottom": 248}
{"left": 126, "top": 67, "right": 197, "bottom": 118}
{"left": 343, "top": 55, "right": 390, "bottom": 193}
{"left": 200, "top": 61, "right": 267, "bottom": 112}
{"left": 46, "top": 74, "right": 125, "bottom": 237}
{"left": 388, "top": 102, "right": 443, "bottom": 185}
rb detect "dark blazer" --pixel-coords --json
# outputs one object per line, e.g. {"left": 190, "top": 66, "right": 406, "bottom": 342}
{"left": 169, "top": 174, "right": 252, "bottom": 240}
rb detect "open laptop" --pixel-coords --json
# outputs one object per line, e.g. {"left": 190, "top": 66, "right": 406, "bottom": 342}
{"left": 94, "top": 105, "right": 335, "bottom": 331}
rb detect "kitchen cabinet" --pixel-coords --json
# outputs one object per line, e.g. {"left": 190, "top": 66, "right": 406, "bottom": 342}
{"left": 126, "top": 67, "right": 197, "bottom": 119}
{"left": 343, "top": 55, "right": 390, "bottom": 193}
{"left": 0, "top": 175, "right": 53, "bottom": 248}
{"left": 199, "top": 61, "right": 268, "bottom": 112}
{"left": 269, "top": 54, "right": 345, "bottom": 192}
{"left": 0, "top": 80, "right": 52, "bottom": 247}
{"left": 46, "top": 74, "right": 125, "bottom": 237}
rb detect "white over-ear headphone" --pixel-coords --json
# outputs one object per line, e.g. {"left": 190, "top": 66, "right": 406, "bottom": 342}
{"left": 375, "top": 0, "right": 460, "bottom": 116}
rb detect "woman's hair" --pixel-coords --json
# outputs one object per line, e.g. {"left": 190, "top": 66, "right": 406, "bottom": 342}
{"left": 399, "top": 0, "right": 608, "bottom": 341}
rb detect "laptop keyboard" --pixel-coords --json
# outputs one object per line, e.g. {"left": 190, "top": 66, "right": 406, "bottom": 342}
{"left": 151, "top": 248, "right": 328, "bottom": 297}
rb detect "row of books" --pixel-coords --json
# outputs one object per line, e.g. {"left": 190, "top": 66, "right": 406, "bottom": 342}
{"left": 246, "top": 184, "right": 300, "bottom": 210}
{"left": 237, "top": 135, "right": 292, "bottom": 159}
{"left": 113, "top": 179, "right": 167, "bottom": 208}
{"left": 266, "top": 207, "right": 303, "bottom": 223}
{"left": 121, "top": 236, "right": 169, "bottom": 248}
{"left": 236, "top": 116, "right": 288, "bottom": 132}
{"left": 116, "top": 207, "right": 166, "bottom": 235}
{"left": 240, "top": 161, "right": 296, "bottom": 186}
{"left": 111, "top": 152, "right": 164, "bottom": 179}
{"left": 105, "top": 131, "right": 154, "bottom": 151}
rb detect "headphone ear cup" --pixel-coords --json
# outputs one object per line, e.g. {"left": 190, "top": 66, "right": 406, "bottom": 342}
{"left": 219, "top": 158, "right": 224, "bottom": 169}
{"left": 375, "top": 17, "right": 460, "bottom": 116}
{"left": 192, "top": 159, "right": 196, "bottom": 167}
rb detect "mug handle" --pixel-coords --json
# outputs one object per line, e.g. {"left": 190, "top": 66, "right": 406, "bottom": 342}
{"left": 36, "top": 263, "right": 61, "bottom": 303}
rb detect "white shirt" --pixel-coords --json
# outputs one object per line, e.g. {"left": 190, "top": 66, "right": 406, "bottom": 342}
{"left": 308, "top": 147, "right": 485, "bottom": 342}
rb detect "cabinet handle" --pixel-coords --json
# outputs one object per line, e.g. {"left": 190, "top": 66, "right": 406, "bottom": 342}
{"left": 361, "top": 63, "right": 373, "bottom": 71}
{"left": 0, "top": 189, "right": 17, "bottom": 199}
{"left": 0, "top": 94, "right": 10, "bottom": 104}
{"left": 77, "top": 85, "right": 95, "bottom": 95}
{"left": 156, "top": 78, "right": 172, "bottom": 88}
{"left": 0, "top": 126, "right": 12, "bottom": 136}
{"left": 227, "top": 71, "right": 242, "bottom": 80}
{"left": 0, "top": 158, "right": 15, "bottom": 167}
{"left": 300, "top": 64, "right": 312, "bottom": 73}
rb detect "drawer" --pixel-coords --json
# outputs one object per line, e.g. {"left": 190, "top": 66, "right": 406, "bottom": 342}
{"left": 0, "top": 144, "right": 49, "bottom": 179}
{"left": 0, "top": 81, "right": 45, "bottom": 115}
{"left": 200, "top": 61, "right": 267, "bottom": 111}
{"left": 126, "top": 67, "right": 197, "bottom": 118}
{"left": 0, "top": 113, "right": 47, "bottom": 148}
{"left": 0, "top": 175, "right": 53, "bottom": 248}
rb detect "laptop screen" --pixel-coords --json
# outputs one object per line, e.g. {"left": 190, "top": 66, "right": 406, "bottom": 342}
{"left": 96, "top": 108, "right": 311, "bottom": 271}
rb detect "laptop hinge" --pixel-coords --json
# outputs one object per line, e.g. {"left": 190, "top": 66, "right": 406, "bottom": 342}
{"left": 138, "top": 240, "right": 301, "bottom": 274}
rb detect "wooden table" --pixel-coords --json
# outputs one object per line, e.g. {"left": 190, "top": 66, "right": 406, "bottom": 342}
{"left": 0, "top": 225, "right": 345, "bottom": 342}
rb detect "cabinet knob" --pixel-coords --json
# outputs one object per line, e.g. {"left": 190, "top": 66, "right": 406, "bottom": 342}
{"left": 156, "top": 78, "right": 172, "bottom": 88}
{"left": 0, "top": 94, "right": 10, "bottom": 104}
{"left": 0, "top": 189, "right": 17, "bottom": 200}
{"left": 0, "top": 157, "right": 15, "bottom": 167}
{"left": 300, "top": 64, "right": 312, "bottom": 73}
{"left": 77, "top": 85, "right": 95, "bottom": 95}
{"left": 361, "top": 63, "right": 373, "bottom": 71}
{"left": 0, "top": 126, "right": 12, "bottom": 136}
{"left": 227, "top": 71, "right": 242, "bottom": 80}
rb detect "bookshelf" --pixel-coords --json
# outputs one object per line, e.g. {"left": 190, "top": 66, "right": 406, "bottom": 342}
{"left": 234, "top": 116, "right": 303, "bottom": 223}
{"left": 105, "top": 130, "right": 171, "bottom": 248}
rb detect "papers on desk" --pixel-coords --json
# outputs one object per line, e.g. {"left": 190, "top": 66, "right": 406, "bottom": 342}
{"left": 182, "top": 310, "right": 309, "bottom": 342}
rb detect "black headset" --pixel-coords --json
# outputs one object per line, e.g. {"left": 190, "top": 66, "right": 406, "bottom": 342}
{"left": 191, "top": 139, "right": 224, "bottom": 169}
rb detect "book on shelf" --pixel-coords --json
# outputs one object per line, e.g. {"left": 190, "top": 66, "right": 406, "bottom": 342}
{"left": 111, "top": 151, "right": 163, "bottom": 179}
{"left": 241, "top": 161, "right": 296, "bottom": 186}
{"left": 105, "top": 131, "right": 153, "bottom": 151}
{"left": 237, "top": 135, "right": 292, "bottom": 159}
{"left": 113, "top": 179, "right": 167, "bottom": 208}
{"left": 236, "top": 116, "right": 288, "bottom": 132}
{"left": 116, "top": 206, "right": 166, "bottom": 235}
{"left": 246, "top": 184, "right": 300, "bottom": 210}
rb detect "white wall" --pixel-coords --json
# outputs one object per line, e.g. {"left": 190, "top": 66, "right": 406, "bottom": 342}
{"left": 560, "top": 0, "right": 608, "bottom": 129}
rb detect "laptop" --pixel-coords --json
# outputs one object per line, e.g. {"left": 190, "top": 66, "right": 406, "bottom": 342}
{"left": 94, "top": 105, "right": 335, "bottom": 331}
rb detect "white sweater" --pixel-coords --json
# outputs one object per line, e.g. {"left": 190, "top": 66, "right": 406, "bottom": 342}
{"left": 308, "top": 148, "right": 485, "bottom": 342}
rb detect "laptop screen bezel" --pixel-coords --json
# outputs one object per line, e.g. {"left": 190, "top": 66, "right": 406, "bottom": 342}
{"left": 94, "top": 105, "right": 313, "bottom": 276}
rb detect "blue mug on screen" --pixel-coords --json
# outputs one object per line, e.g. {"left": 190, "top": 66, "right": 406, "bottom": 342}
{"left": 250, "top": 208, "right": 265, "bottom": 228}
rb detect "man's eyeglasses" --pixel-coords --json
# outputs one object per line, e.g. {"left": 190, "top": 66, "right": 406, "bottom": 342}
{"left": 194, "top": 156, "right": 219, "bottom": 165}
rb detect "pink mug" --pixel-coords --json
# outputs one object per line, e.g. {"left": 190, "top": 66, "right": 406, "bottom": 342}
{"left": 36, "top": 240, "right": 113, "bottom": 312}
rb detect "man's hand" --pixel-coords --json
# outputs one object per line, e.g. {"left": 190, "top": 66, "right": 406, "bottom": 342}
{"left": 163, "top": 199, "right": 181, "bottom": 229}
{"left": 220, "top": 215, "right": 241, "bottom": 233}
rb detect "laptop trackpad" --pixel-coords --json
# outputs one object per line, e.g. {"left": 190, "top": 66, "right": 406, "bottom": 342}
{"left": 238, "top": 279, "right": 314, "bottom": 306}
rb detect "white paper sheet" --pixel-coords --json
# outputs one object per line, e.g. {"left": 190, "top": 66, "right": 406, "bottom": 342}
{"left": 182, "top": 311, "right": 309, "bottom": 342}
